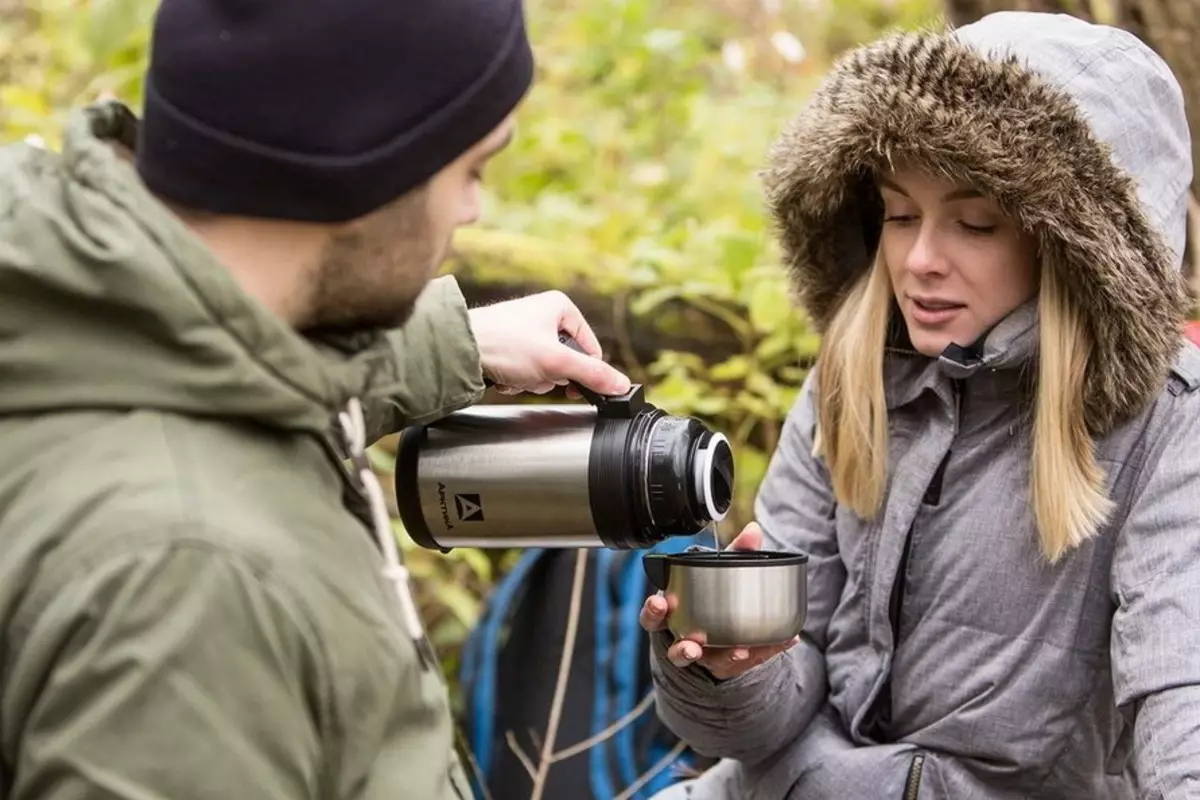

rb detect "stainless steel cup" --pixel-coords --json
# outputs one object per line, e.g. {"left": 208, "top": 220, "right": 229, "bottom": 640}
{"left": 642, "top": 550, "right": 808, "bottom": 647}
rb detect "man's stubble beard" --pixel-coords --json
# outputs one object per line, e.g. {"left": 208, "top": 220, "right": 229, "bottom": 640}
{"left": 301, "top": 186, "right": 445, "bottom": 336}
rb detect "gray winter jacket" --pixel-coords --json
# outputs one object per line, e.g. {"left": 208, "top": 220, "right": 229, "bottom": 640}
{"left": 650, "top": 12, "right": 1200, "bottom": 800}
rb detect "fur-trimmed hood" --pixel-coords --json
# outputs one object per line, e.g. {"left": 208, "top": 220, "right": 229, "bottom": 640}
{"left": 762, "top": 11, "right": 1193, "bottom": 435}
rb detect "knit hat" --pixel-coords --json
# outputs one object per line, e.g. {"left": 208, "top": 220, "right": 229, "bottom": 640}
{"left": 135, "top": 0, "right": 535, "bottom": 223}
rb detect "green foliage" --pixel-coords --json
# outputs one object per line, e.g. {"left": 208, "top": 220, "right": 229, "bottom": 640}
{"left": 1, "top": 0, "right": 939, "bottom": 697}
{"left": 0, "top": 0, "right": 151, "bottom": 145}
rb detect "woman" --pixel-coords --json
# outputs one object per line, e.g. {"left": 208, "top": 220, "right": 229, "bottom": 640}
{"left": 642, "top": 11, "right": 1200, "bottom": 799}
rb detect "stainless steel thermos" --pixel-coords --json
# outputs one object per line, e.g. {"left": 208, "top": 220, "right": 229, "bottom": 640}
{"left": 394, "top": 335, "right": 734, "bottom": 551}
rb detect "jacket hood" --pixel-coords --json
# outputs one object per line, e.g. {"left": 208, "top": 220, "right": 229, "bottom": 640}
{"left": 762, "top": 11, "right": 1194, "bottom": 435}
{"left": 0, "top": 102, "right": 409, "bottom": 432}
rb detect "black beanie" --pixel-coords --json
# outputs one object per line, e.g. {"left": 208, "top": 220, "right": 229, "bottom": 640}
{"left": 135, "top": 0, "right": 534, "bottom": 223}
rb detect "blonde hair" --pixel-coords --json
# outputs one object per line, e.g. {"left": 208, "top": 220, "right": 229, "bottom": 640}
{"left": 813, "top": 252, "right": 1113, "bottom": 563}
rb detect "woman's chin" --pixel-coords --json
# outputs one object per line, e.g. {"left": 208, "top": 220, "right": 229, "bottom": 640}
{"left": 905, "top": 327, "right": 960, "bottom": 358}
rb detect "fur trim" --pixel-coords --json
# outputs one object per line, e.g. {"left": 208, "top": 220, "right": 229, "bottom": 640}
{"left": 762, "top": 26, "right": 1191, "bottom": 436}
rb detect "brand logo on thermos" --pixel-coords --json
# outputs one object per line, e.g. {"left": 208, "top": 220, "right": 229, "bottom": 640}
{"left": 437, "top": 482, "right": 454, "bottom": 530}
{"left": 454, "top": 493, "right": 485, "bottom": 522}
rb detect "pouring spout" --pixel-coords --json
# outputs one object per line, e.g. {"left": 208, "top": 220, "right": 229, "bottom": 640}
{"left": 642, "top": 554, "right": 670, "bottom": 592}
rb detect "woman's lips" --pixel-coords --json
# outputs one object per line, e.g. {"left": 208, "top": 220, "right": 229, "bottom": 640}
{"left": 909, "top": 297, "right": 966, "bottom": 326}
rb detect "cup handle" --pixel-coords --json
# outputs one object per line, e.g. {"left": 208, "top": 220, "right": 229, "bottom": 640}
{"left": 642, "top": 554, "right": 670, "bottom": 592}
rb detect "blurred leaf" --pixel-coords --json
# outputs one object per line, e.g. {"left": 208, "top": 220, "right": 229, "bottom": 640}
{"left": 0, "top": 86, "right": 50, "bottom": 117}
{"left": 86, "top": 0, "right": 154, "bottom": 63}
{"left": 446, "top": 547, "right": 493, "bottom": 583}
{"left": 710, "top": 355, "right": 750, "bottom": 381}
{"left": 748, "top": 278, "right": 793, "bottom": 333}
{"left": 720, "top": 232, "right": 761, "bottom": 282}
{"left": 754, "top": 328, "right": 796, "bottom": 362}
{"left": 434, "top": 581, "right": 483, "bottom": 629}
{"left": 796, "top": 330, "right": 824, "bottom": 358}
{"left": 735, "top": 390, "right": 775, "bottom": 420}
{"left": 431, "top": 619, "right": 470, "bottom": 648}
{"left": 368, "top": 446, "right": 396, "bottom": 475}
{"left": 630, "top": 285, "right": 684, "bottom": 315}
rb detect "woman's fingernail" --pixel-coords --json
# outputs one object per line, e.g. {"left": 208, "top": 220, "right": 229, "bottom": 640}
{"left": 670, "top": 647, "right": 698, "bottom": 668}
{"left": 684, "top": 643, "right": 701, "bottom": 660}
{"left": 730, "top": 649, "right": 749, "bottom": 662}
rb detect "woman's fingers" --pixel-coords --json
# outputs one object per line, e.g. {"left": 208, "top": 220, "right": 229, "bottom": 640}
{"left": 726, "top": 522, "right": 764, "bottom": 551}
{"left": 697, "top": 637, "right": 802, "bottom": 680}
{"left": 667, "top": 639, "right": 704, "bottom": 668}
{"left": 639, "top": 594, "right": 670, "bottom": 632}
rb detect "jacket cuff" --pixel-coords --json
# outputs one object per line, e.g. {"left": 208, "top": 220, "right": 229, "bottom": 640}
{"left": 647, "top": 630, "right": 799, "bottom": 761}
{"left": 378, "top": 276, "right": 486, "bottom": 430}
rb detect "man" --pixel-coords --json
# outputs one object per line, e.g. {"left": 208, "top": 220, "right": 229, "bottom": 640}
{"left": 0, "top": 0, "right": 629, "bottom": 798}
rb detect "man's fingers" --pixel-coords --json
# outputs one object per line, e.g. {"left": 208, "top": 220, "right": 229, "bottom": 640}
{"left": 552, "top": 292, "right": 604, "bottom": 359}
{"left": 547, "top": 347, "right": 631, "bottom": 396}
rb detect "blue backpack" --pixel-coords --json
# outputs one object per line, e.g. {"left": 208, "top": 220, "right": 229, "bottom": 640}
{"left": 458, "top": 532, "right": 712, "bottom": 799}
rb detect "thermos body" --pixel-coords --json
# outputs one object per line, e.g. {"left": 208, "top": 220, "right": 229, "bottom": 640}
{"left": 395, "top": 385, "right": 735, "bottom": 552}
{"left": 396, "top": 405, "right": 603, "bottom": 548}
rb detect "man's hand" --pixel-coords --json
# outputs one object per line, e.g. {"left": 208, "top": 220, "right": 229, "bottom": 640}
{"left": 639, "top": 522, "right": 801, "bottom": 680}
{"left": 468, "top": 291, "right": 631, "bottom": 397}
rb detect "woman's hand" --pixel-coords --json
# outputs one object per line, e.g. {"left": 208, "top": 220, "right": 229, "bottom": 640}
{"left": 639, "top": 522, "right": 801, "bottom": 681}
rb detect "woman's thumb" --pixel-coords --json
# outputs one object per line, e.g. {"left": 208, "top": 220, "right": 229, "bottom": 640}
{"left": 728, "top": 522, "right": 763, "bottom": 551}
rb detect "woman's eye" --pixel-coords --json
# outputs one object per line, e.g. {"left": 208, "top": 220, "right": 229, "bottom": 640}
{"left": 883, "top": 213, "right": 917, "bottom": 224}
{"left": 959, "top": 221, "right": 997, "bottom": 235}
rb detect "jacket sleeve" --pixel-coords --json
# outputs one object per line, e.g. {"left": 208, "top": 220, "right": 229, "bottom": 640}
{"left": 4, "top": 542, "right": 328, "bottom": 800}
{"left": 363, "top": 275, "right": 486, "bottom": 442}
{"left": 648, "top": 368, "right": 845, "bottom": 765}
{"left": 1110, "top": 380, "right": 1200, "bottom": 800}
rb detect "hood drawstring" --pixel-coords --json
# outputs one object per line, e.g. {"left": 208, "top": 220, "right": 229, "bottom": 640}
{"left": 338, "top": 397, "right": 440, "bottom": 675}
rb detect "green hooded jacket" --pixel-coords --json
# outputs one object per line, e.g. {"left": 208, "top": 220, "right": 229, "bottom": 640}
{"left": 0, "top": 101, "right": 487, "bottom": 799}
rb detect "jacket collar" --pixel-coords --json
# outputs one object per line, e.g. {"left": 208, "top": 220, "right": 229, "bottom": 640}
{"left": 884, "top": 301, "right": 1038, "bottom": 411}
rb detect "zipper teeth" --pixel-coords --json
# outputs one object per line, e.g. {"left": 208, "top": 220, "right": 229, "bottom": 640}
{"left": 904, "top": 753, "right": 925, "bottom": 800}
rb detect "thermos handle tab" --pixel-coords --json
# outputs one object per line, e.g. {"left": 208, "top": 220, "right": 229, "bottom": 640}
{"left": 556, "top": 332, "right": 611, "bottom": 408}
{"left": 556, "top": 332, "right": 649, "bottom": 419}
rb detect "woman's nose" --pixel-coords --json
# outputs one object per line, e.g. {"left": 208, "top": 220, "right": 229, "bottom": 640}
{"left": 905, "top": 225, "right": 949, "bottom": 277}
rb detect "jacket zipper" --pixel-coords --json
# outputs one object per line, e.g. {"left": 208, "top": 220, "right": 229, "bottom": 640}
{"left": 904, "top": 752, "right": 926, "bottom": 800}
{"left": 897, "top": 384, "right": 959, "bottom": 800}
